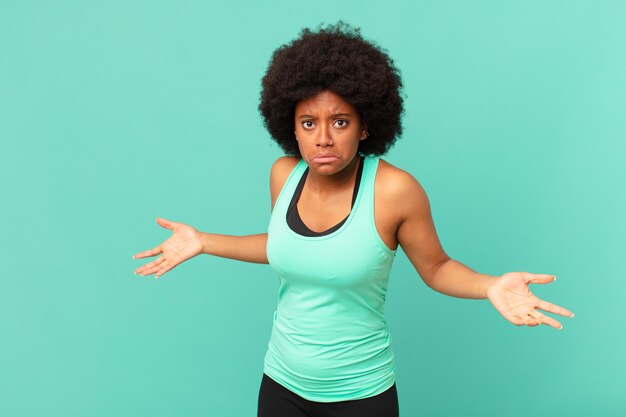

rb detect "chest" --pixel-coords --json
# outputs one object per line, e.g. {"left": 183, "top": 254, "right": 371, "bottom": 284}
{"left": 295, "top": 171, "right": 399, "bottom": 252}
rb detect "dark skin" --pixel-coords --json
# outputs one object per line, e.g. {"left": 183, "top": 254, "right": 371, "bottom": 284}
{"left": 133, "top": 89, "right": 574, "bottom": 329}
{"left": 291, "top": 90, "right": 368, "bottom": 233}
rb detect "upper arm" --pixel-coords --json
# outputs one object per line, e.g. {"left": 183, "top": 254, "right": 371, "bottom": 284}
{"left": 393, "top": 171, "right": 450, "bottom": 285}
{"left": 269, "top": 156, "right": 299, "bottom": 212}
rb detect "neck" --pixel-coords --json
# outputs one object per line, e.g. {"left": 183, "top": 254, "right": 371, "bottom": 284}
{"left": 306, "top": 154, "right": 361, "bottom": 195}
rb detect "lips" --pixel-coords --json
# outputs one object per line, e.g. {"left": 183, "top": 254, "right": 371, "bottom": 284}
{"left": 313, "top": 154, "right": 339, "bottom": 163}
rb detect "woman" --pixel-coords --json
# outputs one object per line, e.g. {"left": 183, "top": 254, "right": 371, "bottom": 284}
{"left": 132, "top": 22, "right": 574, "bottom": 417}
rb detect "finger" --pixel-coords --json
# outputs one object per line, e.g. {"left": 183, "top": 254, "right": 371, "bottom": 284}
{"left": 528, "top": 311, "right": 564, "bottom": 330}
{"left": 522, "top": 272, "right": 556, "bottom": 285}
{"left": 137, "top": 261, "right": 166, "bottom": 277}
{"left": 506, "top": 312, "right": 528, "bottom": 327}
{"left": 156, "top": 217, "right": 180, "bottom": 231}
{"left": 539, "top": 316, "right": 564, "bottom": 330}
{"left": 155, "top": 262, "right": 176, "bottom": 278}
{"left": 524, "top": 312, "right": 540, "bottom": 327}
{"left": 132, "top": 245, "right": 162, "bottom": 259}
{"left": 135, "top": 256, "right": 166, "bottom": 275}
{"left": 140, "top": 259, "right": 169, "bottom": 277}
{"left": 536, "top": 299, "right": 575, "bottom": 318}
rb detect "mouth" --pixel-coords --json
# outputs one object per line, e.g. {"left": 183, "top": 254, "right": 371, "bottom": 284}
{"left": 312, "top": 154, "right": 339, "bottom": 163}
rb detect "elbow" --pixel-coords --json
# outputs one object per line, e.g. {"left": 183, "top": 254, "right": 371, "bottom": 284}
{"left": 423, "top": 256, "right": 452, "bottom": 288}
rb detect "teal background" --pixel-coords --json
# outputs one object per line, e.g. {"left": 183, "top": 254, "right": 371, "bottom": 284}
{"left": 1, "top": 1, "right": 624, "bottom": 416}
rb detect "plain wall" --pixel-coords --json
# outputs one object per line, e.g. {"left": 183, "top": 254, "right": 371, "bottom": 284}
{"left": 1, "top": 1, "right": 624, "bottom": 416}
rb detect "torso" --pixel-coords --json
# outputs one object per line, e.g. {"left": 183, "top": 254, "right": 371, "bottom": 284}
{"left": 271, "top": 156, "right": 402, "bottom": 251}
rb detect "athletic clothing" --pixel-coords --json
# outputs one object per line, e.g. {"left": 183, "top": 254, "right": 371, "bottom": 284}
{"left": 286, "top": 155, "right": 364, "bottom": 236}
{"left": 257, "top": 373, "right": 399, "bottom": 417}
{"left": 265, "top": 155, "right": 398, "bottom": 403}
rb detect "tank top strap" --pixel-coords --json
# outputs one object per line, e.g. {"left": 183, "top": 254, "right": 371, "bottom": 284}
{"left": 349, "top": 155, "right": 377, "bottom": 224}
{"left": 359, "top": 155, "right": 379, "bottom": 217}
{"left": 353, "top": 155, "right": 397, "bottom": 257}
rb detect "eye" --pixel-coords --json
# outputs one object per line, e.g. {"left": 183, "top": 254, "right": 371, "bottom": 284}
{"left": 333, "top": 119, "right": 348, "bottom": 128}
{"left": 302, "top": 121, "right": 315, "bottom": 130}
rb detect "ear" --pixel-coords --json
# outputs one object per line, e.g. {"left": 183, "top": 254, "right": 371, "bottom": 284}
{"left": 360, "top": 123, "right": 369, "bottom": 140}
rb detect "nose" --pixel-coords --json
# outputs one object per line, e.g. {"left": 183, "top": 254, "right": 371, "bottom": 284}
{"left": 316, "top": 125, "right": 332, "bottom": 147}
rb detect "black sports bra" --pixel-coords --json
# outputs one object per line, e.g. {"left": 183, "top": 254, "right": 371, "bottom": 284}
{"left": 286, "top": 156, "right": 364, "bottom": 236}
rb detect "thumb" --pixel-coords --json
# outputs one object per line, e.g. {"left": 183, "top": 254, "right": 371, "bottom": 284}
{"left": 156, "top": 217, "right": 180, "bottom": 231}
{"left": 523, "top": 272, "right": 556, "bottom": 285}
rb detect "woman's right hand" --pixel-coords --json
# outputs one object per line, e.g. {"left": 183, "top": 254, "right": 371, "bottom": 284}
{"left": 132, "top": 217, "right": 204, "bottom": 278}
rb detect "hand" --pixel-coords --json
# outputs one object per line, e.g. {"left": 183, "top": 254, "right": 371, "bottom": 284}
{"left": 132, "top": 217, "right": 204, "bottom": 278}
{"left": 486, "top": 272, "right": 574, "bottom": 330}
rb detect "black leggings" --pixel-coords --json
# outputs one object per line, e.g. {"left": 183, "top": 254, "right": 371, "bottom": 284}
{"left": 257, "top": 373, "right": 399, "bottom": 417}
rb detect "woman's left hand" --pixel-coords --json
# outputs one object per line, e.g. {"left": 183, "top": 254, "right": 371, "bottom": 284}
{"left": 486, "top": 272, "right": 574, "bottom": 329}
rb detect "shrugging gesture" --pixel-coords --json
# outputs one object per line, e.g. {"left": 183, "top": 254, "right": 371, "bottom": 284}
{"left": 393, "top": 167, "right": 574, "bottom": 330}
{"left": 132, "top": 217, "right": 203, "bottom": 278}
{"left": 487, "top": 272, "right": 574, "bottom": 329}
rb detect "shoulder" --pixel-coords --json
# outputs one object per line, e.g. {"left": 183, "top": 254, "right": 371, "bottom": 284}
{"left": 377, "top": 158, "right": 448, "bottom": 280}
{"left": 269, "top": 156, "right": 301, "bottom": 211}
{"left": 376, "top": 158, "right": 431, "bottom": 221}
{"left": 270, "top": 155, "right": 300, "bottom": 188}
{"left": 271, "top": 155, "right": 300, "bottom": 172}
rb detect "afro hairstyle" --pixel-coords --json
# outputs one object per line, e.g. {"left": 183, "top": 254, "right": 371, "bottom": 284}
{"left": 259, "top": 21, "right": 404, "bottom": 157}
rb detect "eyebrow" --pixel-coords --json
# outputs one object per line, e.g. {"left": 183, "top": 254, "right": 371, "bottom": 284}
{"left": 298, "top": 113, "right": 354, "bottom": 119}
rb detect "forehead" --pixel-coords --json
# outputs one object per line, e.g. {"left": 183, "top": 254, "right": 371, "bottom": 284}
{"left": 295, "top": 90, "right": 358, "bottom": 115}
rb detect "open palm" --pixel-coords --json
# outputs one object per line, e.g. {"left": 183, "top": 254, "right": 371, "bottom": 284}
{"left": 487, "top": 272, "right": 574, "bottom": 329}
{"left": 132, "top": 217, "right": 203, "bottom": 278}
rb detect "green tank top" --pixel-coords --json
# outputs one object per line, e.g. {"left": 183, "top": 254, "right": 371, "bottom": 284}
{"left": 264, "top": 155, "right": 398, "bottom": 402}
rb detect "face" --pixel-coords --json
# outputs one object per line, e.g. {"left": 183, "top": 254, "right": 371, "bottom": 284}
{"left": 294, "top": 90, "right": 368, "bottom": 175}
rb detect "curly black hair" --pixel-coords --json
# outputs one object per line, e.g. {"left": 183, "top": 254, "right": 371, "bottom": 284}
{"left": 259, "top": 21, "right": 404, "bottom": 157}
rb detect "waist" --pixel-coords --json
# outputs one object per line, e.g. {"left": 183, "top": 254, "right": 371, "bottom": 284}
{"left": 265, "top": 309, "right": 394, "bottom": 383}
{"left": 264, "top": 326, "right": 396, "bottom": 401}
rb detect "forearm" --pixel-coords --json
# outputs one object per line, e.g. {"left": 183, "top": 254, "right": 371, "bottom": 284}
{"left": 199, "top": 232, "right": 268, "bottom": 264}
{"left": 427, "top": 258, "right": 498, "bottom": 299}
